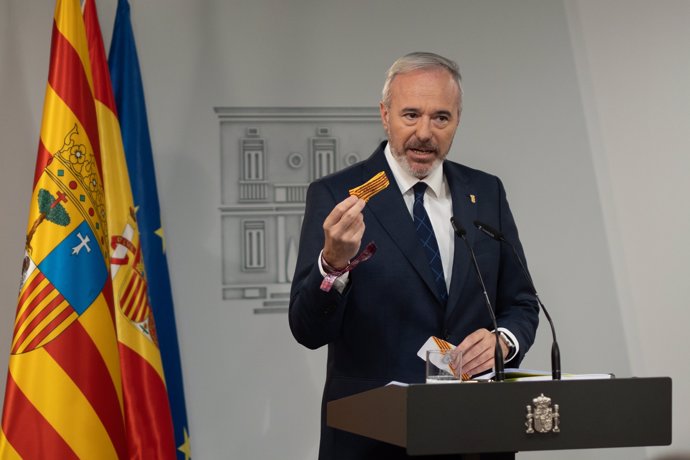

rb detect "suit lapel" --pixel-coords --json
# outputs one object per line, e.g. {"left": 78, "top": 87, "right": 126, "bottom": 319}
{"left": 363, "top": 145, "right": 445, "bottom": 306}
{"left": 444, "top": 162, "right": 477, "bottom": 320}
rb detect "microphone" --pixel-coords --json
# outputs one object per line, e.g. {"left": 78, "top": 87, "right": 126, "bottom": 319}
{"left": 474, "top": 220, "right": 562, "bottom": 380}
{"left": 450, "top": 217, "right": 505, "bottom": 382}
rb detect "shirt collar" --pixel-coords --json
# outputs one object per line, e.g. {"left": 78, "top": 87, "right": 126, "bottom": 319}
{"left": 384, "top": 142, "right": 445, "bottom": 197}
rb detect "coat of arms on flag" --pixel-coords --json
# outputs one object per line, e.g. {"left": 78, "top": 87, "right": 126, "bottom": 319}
{"left": 17, "top": 124, "right": 109, "bottom": 354}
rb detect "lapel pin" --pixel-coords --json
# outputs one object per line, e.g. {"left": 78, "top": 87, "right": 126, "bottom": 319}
{"left": 469, "top": 194, "right": 476, "bottom": 204}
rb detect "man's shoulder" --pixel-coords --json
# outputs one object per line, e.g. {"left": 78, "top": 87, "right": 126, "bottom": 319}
{"left": 444, "top": 159, "right": 501, "bottom": 186}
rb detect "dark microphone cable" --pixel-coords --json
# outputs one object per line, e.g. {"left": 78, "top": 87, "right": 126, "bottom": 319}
{"left": 474, "top": 220, "right": 561, "bottom": 380}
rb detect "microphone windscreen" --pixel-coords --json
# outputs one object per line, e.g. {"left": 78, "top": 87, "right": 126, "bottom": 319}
{"left": 473, "top": 220, "right": 503, "bottom": 240}
{"left": 450, "top": 217, "right": 466, "bottom": 236}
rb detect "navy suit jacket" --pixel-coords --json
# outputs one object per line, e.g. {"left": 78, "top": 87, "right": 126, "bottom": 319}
{"left": 289, "top": 142, "right": 539, "bottom": 459}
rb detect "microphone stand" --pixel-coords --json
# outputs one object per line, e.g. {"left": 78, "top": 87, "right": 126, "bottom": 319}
{"left": 451, "top": 217, "right": 505, "bottom": 382}
{"left": 474, "top": 220, "right": 561, "bottom": 380}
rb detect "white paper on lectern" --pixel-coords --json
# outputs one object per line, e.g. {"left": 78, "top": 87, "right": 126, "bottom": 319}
{"left": 474, "top": 368, "right": 614, "bottom": 381}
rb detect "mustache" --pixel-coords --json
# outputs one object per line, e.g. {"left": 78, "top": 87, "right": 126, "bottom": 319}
{"left": 404, "top": 139, "right": 439, "bottom": 152}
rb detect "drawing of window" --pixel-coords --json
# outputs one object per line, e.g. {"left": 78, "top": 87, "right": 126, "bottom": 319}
{"left": 243, "top": 220, "right": 266, "bottom": 270}
{"left": 311, "top": 137, "right": 337, "bottom": 180}
{"left": 239, "top": 137, "right": 268, "bottom": 201}
{"left": 242, "top": 139, "right": 264, "bottom": 181}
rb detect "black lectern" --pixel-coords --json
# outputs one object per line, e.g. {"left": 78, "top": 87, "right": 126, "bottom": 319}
{"left": 327, "top": 377, "right": 671, "bottom": 456}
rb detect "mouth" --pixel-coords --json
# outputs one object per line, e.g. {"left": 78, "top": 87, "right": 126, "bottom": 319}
{"left": 407, "top": 147, "right": 438, "bottom": 158}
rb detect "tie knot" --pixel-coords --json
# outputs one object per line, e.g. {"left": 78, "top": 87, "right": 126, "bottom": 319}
{"left": 413, "top": 182, "right": 428, "bottom": 202}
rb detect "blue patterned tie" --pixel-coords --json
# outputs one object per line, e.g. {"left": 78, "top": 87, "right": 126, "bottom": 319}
{"left": 412, "top": 182, "right": 448, "bottom": 303}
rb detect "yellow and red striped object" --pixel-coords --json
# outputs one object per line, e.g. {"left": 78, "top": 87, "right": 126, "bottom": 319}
{"left": 0, "top": 1, "right": 127, "bottom": 458}
{"left": 349, "top": 171, "right": 390, "bottom": 202}
{"left": 0, "top": 1, "right": 177, "bottom": 458}
{"left": 84, "top": 0, "right": 176, "bottom": 456}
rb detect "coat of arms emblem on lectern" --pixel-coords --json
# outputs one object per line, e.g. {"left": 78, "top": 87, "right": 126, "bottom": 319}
{"left": 525, "top": 393, "right": 561, "bottom": 434}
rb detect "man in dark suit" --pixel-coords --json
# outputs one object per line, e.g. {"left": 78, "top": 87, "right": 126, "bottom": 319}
{"left": 289, "top": 52, "right": 540, "bottom": 459}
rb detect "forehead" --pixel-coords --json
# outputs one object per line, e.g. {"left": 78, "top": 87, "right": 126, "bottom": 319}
{"left": 389, "top": 68, "right": 461, "bottom": 110}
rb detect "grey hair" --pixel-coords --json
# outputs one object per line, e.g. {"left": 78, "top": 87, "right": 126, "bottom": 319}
{"left": 381, "top": 52, "right": 463, "bottom": 110}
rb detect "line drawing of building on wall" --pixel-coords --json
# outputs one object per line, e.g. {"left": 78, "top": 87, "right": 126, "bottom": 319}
{"left": 216, "top": 107, "right": 383, "bottom": 314}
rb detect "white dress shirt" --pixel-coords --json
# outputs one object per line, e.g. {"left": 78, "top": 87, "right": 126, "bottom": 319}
{"left": 383, "top": 144, "right": 453, "bottom": 292}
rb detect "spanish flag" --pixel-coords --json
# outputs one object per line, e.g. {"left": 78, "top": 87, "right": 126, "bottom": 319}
{"left": 109, "top": 1, "right": 191, "bottom": 457}
{"left": 83, "top": 0, "right": 176, "bottom": 457}
{"left": 0, "top": 0, "right": 127, "bottom": 458}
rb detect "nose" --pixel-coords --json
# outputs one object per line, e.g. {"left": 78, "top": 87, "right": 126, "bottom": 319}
{"left": 416, "top": 117, "right": 432, "bottom": 142}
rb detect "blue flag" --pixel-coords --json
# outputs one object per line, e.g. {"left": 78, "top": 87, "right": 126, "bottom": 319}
{"left": 108, "top": 1, "right": 191, "bottom": 458}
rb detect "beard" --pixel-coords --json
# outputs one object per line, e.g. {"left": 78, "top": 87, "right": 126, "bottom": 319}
{"left": 389, "top": 137, "right": 446, "bottom": 179}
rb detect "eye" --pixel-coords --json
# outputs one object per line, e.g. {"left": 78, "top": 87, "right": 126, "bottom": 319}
{"left": 432, "top": 114, "right": 453, "bottom": 127}
{"left": 402, "top": 112, "right": 418, "bottom": 120}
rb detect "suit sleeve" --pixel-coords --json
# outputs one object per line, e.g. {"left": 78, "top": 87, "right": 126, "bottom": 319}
{"left": 288, "top": 180, "right": 351, "bottom": 349}
{"left": 494, "top": 177, "right": 540, "bottom": 364}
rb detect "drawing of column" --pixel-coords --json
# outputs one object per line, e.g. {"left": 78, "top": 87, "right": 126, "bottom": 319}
{"left": 277, "top": 215, "right": 286, "bottom": 283}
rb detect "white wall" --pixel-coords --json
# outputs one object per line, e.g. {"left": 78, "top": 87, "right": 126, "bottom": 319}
{"left": 565, "top": 1, "right": 690, "bottom": 458}
{"left": 0, "top": 1, "right": 687, "bottom": 459}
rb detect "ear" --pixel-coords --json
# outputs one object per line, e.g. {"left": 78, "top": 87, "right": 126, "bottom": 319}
{"left": 379, "top": 101, "right": 390, "bottom": 132}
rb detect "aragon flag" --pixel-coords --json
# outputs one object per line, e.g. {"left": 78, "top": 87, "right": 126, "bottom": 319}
{"left": 0, "top": 0, "right": 128, "bottom": 458}
{"left": 108, "top": 1, "right": 192, "bottom": 458}
{"left": 83, "top": 0, "right": 177, "bottom": 458}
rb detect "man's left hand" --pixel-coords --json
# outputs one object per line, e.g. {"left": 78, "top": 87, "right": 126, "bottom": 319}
{"left": 450, "top": 328, "right": 509, "bottom": 377}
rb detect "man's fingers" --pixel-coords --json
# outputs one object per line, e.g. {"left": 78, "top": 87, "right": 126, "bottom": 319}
{"left": 449, "top": 348, "right": 463, "bottom": 373}
{"left": 462, "top": 347, "right": 494, "bottom": 376}
{"left": 323, "top": 195, "right": 362, "bottom": 229}
{"left": 456, "top": 328, "right": 497, "bottom": 377}
{"left": 337, "top": 205, "right": 365, "bottom": 236}
{"left": 324, "top": 197, "right": 365, "bottom": 243}
{"left": 456, "top": 328, "right": 490, "bottom": 354}
{"left": 322, "top": 196, "right": 366, "bottom": 268}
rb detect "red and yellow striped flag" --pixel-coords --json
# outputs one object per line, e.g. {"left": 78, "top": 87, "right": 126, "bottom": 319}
{"left": 83, "top": 0, "right": 176, "bottom": 457}
{"left": 0, "top": 0, "right": 128, "bottom": 458}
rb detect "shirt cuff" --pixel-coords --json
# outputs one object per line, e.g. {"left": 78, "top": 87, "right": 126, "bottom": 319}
{"left": 317, "top": 250, "right": 350, "bottom": 293}
{"left": 496, "top": 327, "right": 519, "bottom": 363}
